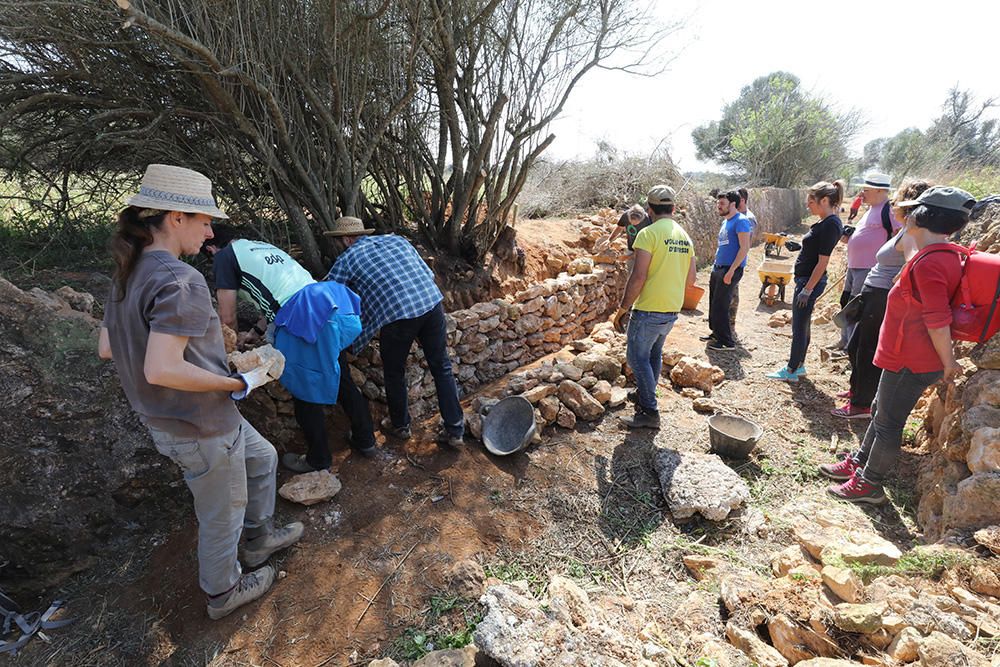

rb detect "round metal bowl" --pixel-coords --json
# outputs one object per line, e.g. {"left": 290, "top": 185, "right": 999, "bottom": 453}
{"left": 708, "top": 414, "right": 763, "bottom": 459}
{"left": 482, "top": 396, "right": 537, "bottom": 456}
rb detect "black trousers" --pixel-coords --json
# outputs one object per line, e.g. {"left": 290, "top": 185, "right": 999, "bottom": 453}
{"left": 847, "top": 286, "right": 889, "bottom": 409}
{"left": 709, "top": 265, "right": 743, "bottom": 346}
{"left": 295, "top": 350, "right": 375, "bottom": 469}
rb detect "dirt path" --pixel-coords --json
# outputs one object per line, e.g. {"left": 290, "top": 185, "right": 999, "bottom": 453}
{"left": 25, "top": 220, "right": 931, "bottom": 666}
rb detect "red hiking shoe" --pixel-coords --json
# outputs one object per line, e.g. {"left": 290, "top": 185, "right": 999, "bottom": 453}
{"left": 827, "top": 471, "right": 886, "bottom": 505}
{"left": 818, "top": 455, "right": 860, "bottom": 481}
{"left": 831, "top": 403, "right": 872, "bottom": 420}
{"left": 835, "top": 389, "right": 852, "bottom": 399}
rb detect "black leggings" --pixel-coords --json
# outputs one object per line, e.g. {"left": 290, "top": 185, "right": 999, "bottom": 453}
{"left": 847, "top": 286, "right": 889, "bottom": 408}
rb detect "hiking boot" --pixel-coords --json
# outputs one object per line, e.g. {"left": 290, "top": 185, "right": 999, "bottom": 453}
{"left": 380, "top": 417, "right": 411, "bottom": 440}
{"left": 437, "top": 431, "right": 464, "bottom": 449}
{"left": 352, "top": 444, "right": 378, "bottom": 459}
{"left": 207, "top": 566, "right": 276, "bottom": 620}
{"left": 707, "top": 340, "right": 736, "bottom": 351}
{"left": 827, "top": 472, "right": 886, "bottom": 505}
{"left": 281, "top": 452, "right": 319, "bottom": 473}
{"left": 240, "top": 522, "right": 305, "bottom": 568}
{"left": 619, "top": 408, "right": 661, "bottom": 429}
{"left": 699, "top": 333, "right": 716, "bottom": 342}
{"left": 766, "top": 366, "right": 799, "bottom": 382}
{"left": 831, "top": 404, "right": 871, "bottom": 420}
{"left": 818, "top": 454, "right": 860, "bottom": 481}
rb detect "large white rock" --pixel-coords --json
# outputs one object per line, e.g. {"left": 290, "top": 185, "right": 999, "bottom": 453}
{"left": 652, "top": 449, "right": 750, "bottom": 521}
{"left": 670, "top": 357, "right": 725, "bottom": 392}
{"left": 278, "top": 470, "right": 342, "bottom": 506}
{"left": 968, "top": 427, "right": 1000, "bottom": 473}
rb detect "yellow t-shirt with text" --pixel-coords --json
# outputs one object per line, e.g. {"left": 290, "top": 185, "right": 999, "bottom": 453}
{"left": 632, "top": 217, "right": 694, "bottom": 313}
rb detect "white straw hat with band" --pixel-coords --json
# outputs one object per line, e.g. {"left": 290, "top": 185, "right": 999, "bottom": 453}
{"left": 855, "top": 171, "right": 892, "bottom": 191}
{"left": 126, "top": 164, "right": 229, "bottom": 219}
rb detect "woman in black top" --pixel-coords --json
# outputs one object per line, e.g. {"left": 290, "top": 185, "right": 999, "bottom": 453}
{"left": 767, "top": 180, "right": 845, "bottom": 381}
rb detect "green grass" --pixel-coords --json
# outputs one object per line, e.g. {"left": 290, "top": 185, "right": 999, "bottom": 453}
{"left": 833, "top": 549, "right": 970, "bottom": 582}
{"left": 391, "top": 595, "right": 483, "bottom": 660}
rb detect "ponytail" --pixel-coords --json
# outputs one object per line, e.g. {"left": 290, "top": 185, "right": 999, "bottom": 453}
{"left": 808, "top": 179, "right": 846, "bottom": 209}
{"left": 110, "top": 206, "right": 166, "bottom": 299}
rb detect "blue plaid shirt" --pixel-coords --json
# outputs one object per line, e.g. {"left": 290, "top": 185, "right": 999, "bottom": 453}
{"left": 325, "top": 234, "right": 443, "bottom": 353}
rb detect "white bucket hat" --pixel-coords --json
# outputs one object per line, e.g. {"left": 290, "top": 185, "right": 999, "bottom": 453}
{"left": 324, "top": 216, "right": 374, "bottom": 237}
{"left": 126, "top": 164, "right": 229, "bottom": 219}
{"left": 856, "top": 171, "right": 892, "bottom": 191}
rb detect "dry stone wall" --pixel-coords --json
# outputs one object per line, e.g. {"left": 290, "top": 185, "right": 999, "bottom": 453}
{"left": 347, "top": 263, "right": 627, "bottom": 418}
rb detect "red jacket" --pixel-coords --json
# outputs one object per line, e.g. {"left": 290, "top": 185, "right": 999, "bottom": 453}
{"left": 874, "top": 248, "right": 962, "bottom": 373}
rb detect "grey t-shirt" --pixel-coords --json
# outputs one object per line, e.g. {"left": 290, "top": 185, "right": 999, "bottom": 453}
{"left": 103, "top": 250, "right": 241, "bottom": 438}
{"left": 864, "top": 229, "right": 907, "bottom": 290}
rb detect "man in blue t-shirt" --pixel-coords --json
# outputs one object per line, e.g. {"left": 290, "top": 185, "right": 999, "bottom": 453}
{"left": 705, "top": 190, "right": 751, "bottom": 350}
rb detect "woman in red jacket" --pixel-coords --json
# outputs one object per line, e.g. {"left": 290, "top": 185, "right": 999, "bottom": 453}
{"left": 818, "top": 186, "right": 976, "bottom": 503}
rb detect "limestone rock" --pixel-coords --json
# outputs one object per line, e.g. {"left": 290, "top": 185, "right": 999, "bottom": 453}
{"left": 693, "top": 397, "right": 720, "bottom": 413}
{"left": 832, "top": 602, "right": 886, "bottom": 634}
{"left": 608, "top": 387, "right": 629, "bottom": 408}
{"left": 556, "top": 405, "right": 577, "bottom": 429}
{"left": 278, "top": 470, "right": 342, "bottom": 506}
{"left": 222, "top": 323, "right": 238, "bottom": 353}
{"left": 662, "top": 348, "right": 685, "bottom": 367}
{"left": 887, "top": 626, "right": 921, "bottom": 663}
{"left": 972, "top": 335, "right": 1000, "bottom": 370}
{"left": 698, "top": 639, "right": 756, "bottom": 667}
{"left": 573, "top": 352, "right": 621, "bottom": 381}
{"left": 546, "top": 575, "right": 591, "bottom": 627}
{"left": 719, "top": 571, "right": 768, "bottom": 613}
{"left": 725, "top": 622, "right": 788, "bottom": 667}
{"left": 974, "top": 526, "right": 1000, "bottom": 555}
{"left": 367, "top": 659, "right": 400, "bottom": 667}
{"left": 590, "top": 380, "right": 613, "bottom": 404}
{"left": 555, "top": 362, "right": 584, "bottom": 382}
{"left": 557, "top": 380, "right": 606, "bottom": 421}
{"left": 670, "top": 356, "right": 725, "bottom": 393}
{"left": 683, "top": 555, "right": 724, "bottom": 581}
{"left": 447, "top": 560, "right": 485, "bottom": 599}
{"left": 943, "top": 472, "right": 1000, "bottom": 532}
{"left": 579, "top": 375, "right": 599, "bottom": 389}
{"left": 905, "top": 601, "right": 973, "bottom": 640}
{"left": 466, "top": 411, "right": 483, "bottom": 440}
{"left": 411, "top": 646, "right": 478, "bottom": 667}
{"left": 521, "top": 383, "right": 557, "bottom": 404}
{"left": 968, "top": 427, "right": 1000, "bottom": 473}
{"left": 917, "top": 630, "right": 990, "bottom": 667}
{"left": 53, "top": 285, "right": 96, "bottom": 314}
{"left": 768, "top": 312, "right": 791, "bottom": 328}
{"left": 969, "top": 564, "right": 1000, "bottom": 598}
{"left": 818, "top": 533, "right": 901, "bottom": 567}
{"left": 652, "top": 449, "right": 750, "bottom": 521}
{"left": 680, "top": 387, "right": 703, "bottom": 399}
{"left": 538, "top": 396, "right": 561, "bottom": 424}
{"left": 566, "top": 257, "right": 594, "bottom": 276}
{"left": 771, "top": 545, "right": 814, "bottom": 577}
{"left": 821, "top": 565, "right": 863, "bottom": 603}
{"left": 794, "top": 660, "right": 864, "bottom": 667}
{"left": 475, "top": 581, "right": 652, "bottom": 667}
{"left": 768, "top": 613, "right": 839, "bottom": 663}
{"left": 228, "top": 343, "right": 285, "bottom": 381}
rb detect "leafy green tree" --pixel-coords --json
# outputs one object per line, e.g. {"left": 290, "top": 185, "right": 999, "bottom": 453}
{"left": 692, "top": 72, "right": 861, "bottom": 187}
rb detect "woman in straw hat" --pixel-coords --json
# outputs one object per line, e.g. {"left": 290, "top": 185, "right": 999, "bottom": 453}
{"left": 98, "top": 164, "right": 302, "bottom": 619}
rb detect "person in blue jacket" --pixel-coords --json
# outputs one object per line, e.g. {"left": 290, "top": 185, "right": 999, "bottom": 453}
{"left": 203, "top": 225, "right": 377, "bottom": 472}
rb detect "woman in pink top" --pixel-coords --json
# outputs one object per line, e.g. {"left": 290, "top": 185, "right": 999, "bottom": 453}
{"left": 819, "top": 186, "right": 976, "bottom": 504}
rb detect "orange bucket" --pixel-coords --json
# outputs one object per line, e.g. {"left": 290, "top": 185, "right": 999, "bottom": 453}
{"left": 683, "top": 284, "right": 705, "bottom": 310}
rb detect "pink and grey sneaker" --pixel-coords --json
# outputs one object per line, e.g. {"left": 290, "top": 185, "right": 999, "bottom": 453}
{"left": 818, "top": 454, "right": 860, "bottom": 481}
{"left": 827, "top": 471, "right": 886, "bottom": 505}
{"left": 830, "top": 403, "right": 872, "bottom": 420}
{"left": 835, "top": 389, "right": 853, "bottom": 399}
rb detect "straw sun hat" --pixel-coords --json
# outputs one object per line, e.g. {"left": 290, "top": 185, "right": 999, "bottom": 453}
{"left": 127, "top": 164, "right": 229, "bottom": 219}
{"left": 324, "top": 216, "right": 374, "bottom": 237}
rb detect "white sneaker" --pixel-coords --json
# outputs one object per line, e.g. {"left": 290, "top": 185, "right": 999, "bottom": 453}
{"left": 207, "top": 566, "right": 276, "bottom": 620}
{"left": 240, "top": 522, "right": 304, "bottom": 567}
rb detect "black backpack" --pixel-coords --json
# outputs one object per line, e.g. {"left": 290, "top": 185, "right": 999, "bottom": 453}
{"left": 880, "top": 203, "right": 894, "bottom": 240}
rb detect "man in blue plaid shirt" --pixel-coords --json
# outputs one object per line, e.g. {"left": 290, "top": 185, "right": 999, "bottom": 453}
{"left": 325, "top": 217, "right": 464, "bottom": 447}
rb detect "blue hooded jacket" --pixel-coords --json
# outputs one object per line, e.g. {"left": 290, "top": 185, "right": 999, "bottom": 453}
{"left": 273, "top": 281, "right": 362, "bottom": 404}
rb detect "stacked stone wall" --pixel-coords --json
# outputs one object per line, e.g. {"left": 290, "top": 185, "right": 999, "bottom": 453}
{"left": 346, "top": 262, "right": 628, "bottom": 418}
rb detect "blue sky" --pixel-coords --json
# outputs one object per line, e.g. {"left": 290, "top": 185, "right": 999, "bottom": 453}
{"left": 547, "top": 0, "right": 999, "bottom": 173}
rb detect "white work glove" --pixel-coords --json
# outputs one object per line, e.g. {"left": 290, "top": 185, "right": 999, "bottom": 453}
{"left": 231, "top": 365, "right": 273, "bottom": 400}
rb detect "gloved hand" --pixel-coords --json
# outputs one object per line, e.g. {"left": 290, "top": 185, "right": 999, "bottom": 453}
{"left": 795, "top": 288, "right": 813, "bottom": 309}
{"left": 613, "top": 308, "right": 629, "bottom": 333}
{"left": 231, "top": 364, "right": 273, "bottom": 400}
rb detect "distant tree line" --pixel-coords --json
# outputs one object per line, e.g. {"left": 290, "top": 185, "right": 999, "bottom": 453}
{"left": 0, "top": 0, "right": 668, "bottom": 273}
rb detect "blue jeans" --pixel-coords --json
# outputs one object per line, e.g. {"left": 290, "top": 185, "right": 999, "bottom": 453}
{"left": 854, "top": 368, "right": 941, "bottom": 485}
{"left": 788, "top": 275, "right": 827, "bottom": 371}
{"left": 626, "top": 310, "right": 678, "bottom": 412}
{"left": 380, "top": 302, "right": 464, "bottom": 437}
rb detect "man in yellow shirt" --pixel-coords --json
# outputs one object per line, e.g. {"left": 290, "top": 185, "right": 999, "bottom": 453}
{"left": 613, "top": 185, "right": 696, "bottom": 428}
